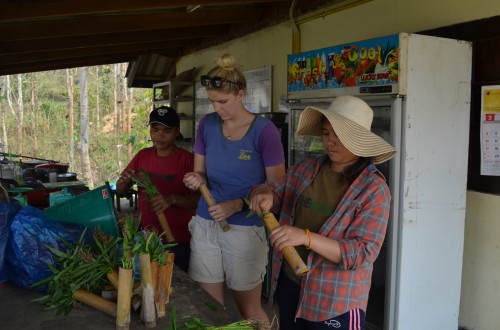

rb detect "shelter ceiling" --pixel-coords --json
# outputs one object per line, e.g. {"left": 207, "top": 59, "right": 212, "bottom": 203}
{"left": 0, "top": 0, "right": 358, "bottom": 87}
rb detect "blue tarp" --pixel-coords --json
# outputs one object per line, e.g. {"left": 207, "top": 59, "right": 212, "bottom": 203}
{"left": 0, "top": 203, "right": 21, "bottom": 282}
{"left": 1, "top": 205, "right": 88, "bottom": 288}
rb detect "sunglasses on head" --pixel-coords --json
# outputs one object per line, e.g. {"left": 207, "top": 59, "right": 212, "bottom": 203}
{"left": 200, "top": 75, "right": 240, "bottom": 89}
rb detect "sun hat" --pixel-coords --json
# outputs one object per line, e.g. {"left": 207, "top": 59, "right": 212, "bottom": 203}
{"left": 296, "top": 95, "right": 396, "bottom": 164}
{"left": 149, "top": 106, "right": 180, "bottom": 127}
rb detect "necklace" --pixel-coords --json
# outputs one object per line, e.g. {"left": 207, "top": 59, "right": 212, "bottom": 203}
{"left": 223, "top": 117, "right": 248, "bottom": 140}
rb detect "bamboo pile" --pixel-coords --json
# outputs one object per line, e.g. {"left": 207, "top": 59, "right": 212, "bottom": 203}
{"left": 32, "top": 216, "right": 177, "bottom": 330}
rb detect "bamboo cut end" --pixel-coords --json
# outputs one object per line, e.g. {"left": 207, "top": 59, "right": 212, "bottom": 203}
{"left": 220, "top": 220, "right": 230, "bottom": 232}
{"left": 295, "top": 265, "right": 309, "bottom": 277}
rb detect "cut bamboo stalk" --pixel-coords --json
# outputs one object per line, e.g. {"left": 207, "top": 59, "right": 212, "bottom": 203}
{"left": 261, "top": 212, "right": 309, "bottom": 276}
{"left": 151, "top": 261, "right": 158, "bottom": 294}
{"left": 139, "top": 254, "right": 156, "bottom": 328}
{"left": 156, "top": 212, "right": 175, "bottom": 242}
{"left": 150, "top": 258, "right": 159, "bottom": 316}
{"left": 199, "top": 184, "right": 230, "bottom": 232}
{"left": 107, "top": 268, "right": 120, "bottom": 290}
{"left": 156, "top": 263, "right": 168, "bottom": 318}
{"left": 116, "top": 267, "right": 133, "bottom": 330}
{"left": 165, "top": 253, "right": 175, "bottom": 300}
{"left": 74, "top": 289, "right": 116, "bottom": 316}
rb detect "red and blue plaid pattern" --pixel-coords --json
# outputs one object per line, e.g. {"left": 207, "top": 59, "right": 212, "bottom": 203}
{"left": 261, "top": 155, "right": 391, "bottom": 321}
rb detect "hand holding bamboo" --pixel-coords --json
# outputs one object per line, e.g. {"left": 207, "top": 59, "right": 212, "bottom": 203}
{"left": 261, "top": 212, "right": 309, "bottom": 277}
{"left": 132, "top": 170, "right": 175, "bottom": 242}
{"left": 199, "top": 184, "right": 230, "bottom": 232}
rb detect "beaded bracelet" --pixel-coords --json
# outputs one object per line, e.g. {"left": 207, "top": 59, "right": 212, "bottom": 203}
{"left": 305, "top": 229, "right": 312, "bottom": 250}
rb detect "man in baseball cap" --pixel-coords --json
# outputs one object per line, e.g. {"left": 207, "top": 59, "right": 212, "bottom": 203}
{"left": 149, "top": 106, "right": 180, "bottom": 127}
{"left": 116, "top": 104, "right": 198, "bottom": 273}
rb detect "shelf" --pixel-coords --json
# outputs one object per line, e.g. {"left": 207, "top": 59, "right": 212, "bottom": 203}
{"left": 153, "top": 95, "right": 193, "bottom": 104}
{"left": 152, "top": 80, "right": 195, "bottom": 148}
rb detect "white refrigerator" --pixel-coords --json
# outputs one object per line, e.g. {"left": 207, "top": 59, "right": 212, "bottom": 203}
{"left": 286, "top": 33, "right": 472, "bottom": 330}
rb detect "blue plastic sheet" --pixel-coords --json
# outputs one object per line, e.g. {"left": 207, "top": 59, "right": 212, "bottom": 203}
{"left": 0, "top": 203, "right": 21, "bottom": 283}
{"left": 4, "top": 206, "right": 89, "bottom": 289}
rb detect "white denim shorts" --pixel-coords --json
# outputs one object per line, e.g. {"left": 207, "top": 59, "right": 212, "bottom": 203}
{"left": 188, "top": 215, "right": 269, "bottom": 291}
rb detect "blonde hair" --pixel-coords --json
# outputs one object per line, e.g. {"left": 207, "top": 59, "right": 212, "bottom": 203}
{"left": 206, "top": 53, "right": 247, "bottom": 95}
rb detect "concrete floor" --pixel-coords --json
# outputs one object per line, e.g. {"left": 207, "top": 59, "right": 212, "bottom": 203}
{"left": 0, "top": 196, "right": 277, "bottom": 330}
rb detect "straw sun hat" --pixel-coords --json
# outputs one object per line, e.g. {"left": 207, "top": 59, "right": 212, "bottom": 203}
{"left": 296, "top": 95, "right": 396, "bottom": 164}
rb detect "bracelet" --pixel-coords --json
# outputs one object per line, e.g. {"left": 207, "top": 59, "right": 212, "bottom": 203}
{"left": 305, "top": 229, "right": 312, "bottom": 250}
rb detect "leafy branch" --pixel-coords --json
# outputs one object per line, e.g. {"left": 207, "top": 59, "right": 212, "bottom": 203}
{"left": 132, "top": 169, "right": 160, "bottom": 197}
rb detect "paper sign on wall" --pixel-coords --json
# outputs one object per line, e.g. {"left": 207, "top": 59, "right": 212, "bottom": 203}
{"left": 480, "top": 85, "right": 500, "bottom": 176}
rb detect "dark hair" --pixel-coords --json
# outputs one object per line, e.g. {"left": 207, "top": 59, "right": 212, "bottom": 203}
{"left": 205, "top": 53, "right": 246, "bottom": 95}
{"left": 343, "top": 157, "right": 371, "bottom": 180}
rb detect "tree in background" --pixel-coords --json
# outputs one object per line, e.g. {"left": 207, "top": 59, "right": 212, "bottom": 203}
{"left": 0, "top": 76, "right": 8, "bottom": 153}
{"left": 30, "top": 73, "right": 38, "bottom": 155}
{"left": 16, "top": 74, "right": 24, "bottom": 155}
{"left": 113, "top": 64, "right": 122, "bottom": 173}
{"left": 66, "top": 69, "right": 75, "bottom": 172}
{"left": 79, "top": 67, "right": 94, "bottom": 188}
{"left": 0, "top": 65, "right": 152, "bottom": 186}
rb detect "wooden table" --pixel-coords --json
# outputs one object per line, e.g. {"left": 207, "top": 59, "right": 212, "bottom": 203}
{"left": 0, "top": 266, "right": 240, "bottom": 330}
{"left": 42, "top": 180, "right": 86, "bottom": 189}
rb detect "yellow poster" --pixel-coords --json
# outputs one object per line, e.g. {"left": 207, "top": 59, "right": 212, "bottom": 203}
{"left": 483, "top": 88, "right": 500, "bottom": 113}
{"left": 481, "top": 85, "right": 500, "bottom": 176}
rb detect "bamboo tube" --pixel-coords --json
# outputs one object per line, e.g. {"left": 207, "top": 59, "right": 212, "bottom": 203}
{"left": 262, "top": 212, "right": 309, "bottom": 277}
{"left": 150, "top": 259, "right": 158, "bottom": 315}
{"left": 107, "top": 268, "right": 120, "bottom": 290}
{"left": 199, "top": 184, "right": 230, "bottom": 232}
{"left": 165, "top": 253, "right": 175, "bottom": 300}
{"left": 116, "top": 267, "right": 133, "bottom": 330}
{"left": 74, "top": 289, "right": 116, "bottom": 316}
{"left": 139, "top": 254, "right": 156, "bottom": 328}
{"left": 156, "top": 263, "right": 168, "bottom": 318}
{"left": 151, "top": 261, "right": 158, "bottom": 294}
{"left": 156, "top": 212, "right": 176, "bottom": 242}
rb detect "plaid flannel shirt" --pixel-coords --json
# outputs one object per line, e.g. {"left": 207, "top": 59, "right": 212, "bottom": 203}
{"left": 262, "top": 155, "right": 391, "bottom": 321}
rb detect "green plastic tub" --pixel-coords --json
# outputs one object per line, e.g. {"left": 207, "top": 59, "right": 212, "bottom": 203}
{"left": 44, "top": 182, "right": 120, "bottom": 237}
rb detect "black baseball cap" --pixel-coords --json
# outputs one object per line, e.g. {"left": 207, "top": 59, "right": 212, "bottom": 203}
{"left": 149, "top": 106, "right": 180, "bottom": 127}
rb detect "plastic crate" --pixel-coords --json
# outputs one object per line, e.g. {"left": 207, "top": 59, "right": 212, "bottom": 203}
{"left": 44, "top": 182, "right": 120, "bottom": 237}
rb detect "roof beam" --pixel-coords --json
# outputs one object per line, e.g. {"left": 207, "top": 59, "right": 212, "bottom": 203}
{"left": 0, "top": 25, "right": 229, "bottom": 55}
{"left": 0, "top": 7, "right": 261, "bottom": 42}
{"left": 0, "top": 54, "right": 135, "bottom": 76}
{"left": 0, "top": 39, "right": 198, "bottom": 66}
{"left": 0, "top": 0, "right": 287, "bottom": 21}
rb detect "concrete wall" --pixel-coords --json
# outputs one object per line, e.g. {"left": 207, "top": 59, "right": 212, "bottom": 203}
{"left": 177, "top": 1, "right": 500, "bottom": 329}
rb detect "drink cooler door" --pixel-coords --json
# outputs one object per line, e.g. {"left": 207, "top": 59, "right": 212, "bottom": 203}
{"left": 286, "top": 96, "right": 402, "bottom": 330}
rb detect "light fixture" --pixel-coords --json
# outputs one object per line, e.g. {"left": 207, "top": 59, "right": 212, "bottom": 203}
{"left": 186, "top": 5, "right": 202, "bottom": 13}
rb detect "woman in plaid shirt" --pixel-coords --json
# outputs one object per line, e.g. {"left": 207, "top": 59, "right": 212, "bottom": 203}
{"left": 250, "top": 96, "right": 396, "bottom": 330}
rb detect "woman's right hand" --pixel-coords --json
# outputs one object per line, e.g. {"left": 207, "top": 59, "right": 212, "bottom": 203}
{"left": 183, "top": 172, "right": 206, "bottom": 191}
{"left": 249, "top": 185, "right": 274, "bottom": 215}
